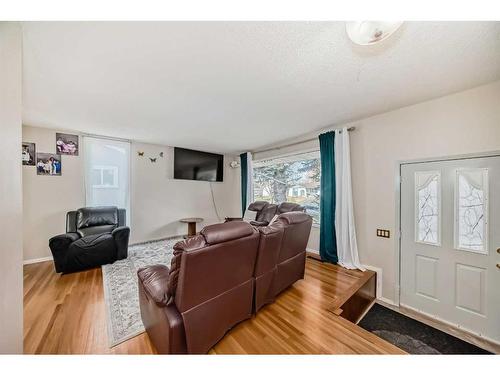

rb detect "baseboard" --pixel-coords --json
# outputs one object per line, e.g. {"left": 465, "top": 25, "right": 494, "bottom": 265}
{"left": 376, "top": 296, "right": 398, "bottom": 307}
{"left": 306, "top": 248, "right": 319, "bottom": 255}
{"left": 23, "top": 256, "right": 53, "bottom": 265}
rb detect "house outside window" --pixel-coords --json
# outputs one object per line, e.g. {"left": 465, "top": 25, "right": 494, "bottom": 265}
{"left": 253, "top": 151, "right": 320, "bottom": 224}
{"left": 83, "top": 136, "right": 130, "bottom": 222}
{"left": 91, "top": 166, "right": 119, "bottom": 188}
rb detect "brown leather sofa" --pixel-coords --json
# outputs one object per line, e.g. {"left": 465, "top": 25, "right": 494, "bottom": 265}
{"left": 138, "top": 221, "right": 259, "bottom": 354}
{"left": 254, "top": 212, "right": 313, "bottom": 312}
{"left": 138, "top": 211, "right": 312, "bottom": 354}
{"left": 247, "top": 201, "right": 305, "bottom": 226}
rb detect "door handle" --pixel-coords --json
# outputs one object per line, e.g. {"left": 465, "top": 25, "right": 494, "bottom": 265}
{"left": 497, "top": 264, "right": 500, "bottom": 269}
{"left": 497, "top": 248, "right": 500, "bottom": 254}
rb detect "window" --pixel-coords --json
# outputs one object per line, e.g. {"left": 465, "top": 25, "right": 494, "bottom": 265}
{"left": 84, "top": 136, "right": 130, "bottom": 217}
{"left": 91, "top": 166, "right": 119, "bottom": 188}
{"left": 455, "top": 169, "right": 488, "bottom": 254}
{"left": 415, "top": 171, "right": 441, "bottom": 245}
{"left": 253, "top": 151, "right": 320, "bottom": 224}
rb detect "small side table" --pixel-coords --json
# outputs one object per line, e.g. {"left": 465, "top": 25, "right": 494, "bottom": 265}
{"left": 179, "top": 217, "right": 204, "bottom": 237}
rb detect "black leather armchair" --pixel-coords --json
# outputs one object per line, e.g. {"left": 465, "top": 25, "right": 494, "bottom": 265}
{"left": 49, "top": 206, "right": 130, "bottom": 273}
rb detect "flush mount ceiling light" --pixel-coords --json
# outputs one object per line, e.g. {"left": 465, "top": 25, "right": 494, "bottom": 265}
{"left": 346, "top": 21, "right": 403, "bottom": 45}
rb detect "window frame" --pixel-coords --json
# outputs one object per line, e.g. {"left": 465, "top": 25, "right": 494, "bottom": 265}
{"left": 414, "top": 170, "right": 442, "bottom": 247}
{"left": 453, "top": 168, "right": 489, "bottom": 255}
{"left": 91, "top": 165, "right": 119, "bottom": 189}
{"left": 252, "top": 149, "right": 321, "bottom": 227}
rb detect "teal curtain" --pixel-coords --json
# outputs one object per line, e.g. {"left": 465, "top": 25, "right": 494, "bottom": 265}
{"left": 240, "top": 152, "right": 248, "bottom": 216}
{"left": 319, "top": 131, "right": 338, "bottom": 263}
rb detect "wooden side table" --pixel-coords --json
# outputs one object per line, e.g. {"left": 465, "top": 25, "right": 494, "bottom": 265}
{"left": 179, "top": 217, "right": 203, "bottom": 237}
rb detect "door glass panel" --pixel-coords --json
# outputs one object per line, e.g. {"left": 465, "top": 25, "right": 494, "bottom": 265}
{"left": 455, "top": 169, "right": 488, "bottom": 254}
{"left": 415, "top": 171, "right": 441, "bottom": 245}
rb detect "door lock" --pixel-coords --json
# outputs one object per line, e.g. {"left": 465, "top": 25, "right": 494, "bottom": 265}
{"left": 497, "top": 264, "right": 500, "bottom": 269}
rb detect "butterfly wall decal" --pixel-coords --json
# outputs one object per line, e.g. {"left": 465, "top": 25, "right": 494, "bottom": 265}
{"left": 150, "top": 157, "right": 157, "bottom": 163}
{"left": 137, "top": 151, "right": 144, "bottom": 156}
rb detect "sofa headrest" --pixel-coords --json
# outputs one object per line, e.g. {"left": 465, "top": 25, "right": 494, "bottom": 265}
{"left": 277, "top": 202, "right": 305, "bottom": 213}
{"left": 248, "top": 201, "right": 269, "bottom": 212}
{"left": 76, "top": 206, "right": 118, "bottom": 229}
{"left": 201, "top": 221, "right": 255, "bottom": 245}
{"left": 173, "top": 234, "right": 207, "bottom": 252}
{"left": 278, "top": 211, "right": 312, "bottom": 225}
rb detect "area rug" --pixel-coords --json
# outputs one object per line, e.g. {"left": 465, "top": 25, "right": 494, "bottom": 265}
{"left": 359, "top": 303, "right": 491, "bottom": 354}
{"left": 102, "top": 237, "right": 181, "bottom": 347}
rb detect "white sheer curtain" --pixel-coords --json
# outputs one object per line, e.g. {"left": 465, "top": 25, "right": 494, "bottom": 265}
{"left": 246, "top": 152, "right": 254, "bottom": 206}
{"left": 83, "top": 136, "right": 131, "bottom": 221}
{"left": 335, "top": 128, "right": 364, "bottom": 270}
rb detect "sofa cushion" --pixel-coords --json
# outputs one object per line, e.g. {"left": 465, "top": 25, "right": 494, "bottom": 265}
{"left": 247, "top": 201, "right": 268, "bottom": 212}
{"left": 201, "top": 221, "right": 255, "bottom": 245}
{"left": 65, "top": 233, "right": 116, "bottom": 271}
{"left": 76, "top": 206, "right": 118, "bottom": 229}
{"left": 277, "top": 202, "right": 304, "bottom": 214}
{"left": 256, "top": 204, "right": 277, "bottom": 223}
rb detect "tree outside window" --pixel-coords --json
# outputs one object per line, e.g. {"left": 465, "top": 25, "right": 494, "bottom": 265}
{"left": 253, "top": 151, "right": 320, "bottom": 224}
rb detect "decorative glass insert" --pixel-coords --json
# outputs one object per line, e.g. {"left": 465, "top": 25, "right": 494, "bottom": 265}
{"left": 455, "top": 169, "right": 489, "bottom": 254}
{"left": 415, "top": 171, "right": 441, "bottom": 245}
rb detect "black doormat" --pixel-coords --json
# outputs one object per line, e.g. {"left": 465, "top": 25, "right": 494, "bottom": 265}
{"left": 358, "top": 303, "right": 491, "bottom": 354}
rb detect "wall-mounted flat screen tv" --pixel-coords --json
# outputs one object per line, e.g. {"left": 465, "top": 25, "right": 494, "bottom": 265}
{"left": 174, "top": 147, "right": 224, "bottom": 182}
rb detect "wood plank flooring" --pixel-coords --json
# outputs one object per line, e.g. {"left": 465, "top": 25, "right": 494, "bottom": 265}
{"left": 23, "top": 257, "right": 404, "bottom": 354}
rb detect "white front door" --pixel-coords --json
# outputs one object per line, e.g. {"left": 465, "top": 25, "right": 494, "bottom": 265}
{"left": 400, "top": 155, "right": 500, "bottom": 343}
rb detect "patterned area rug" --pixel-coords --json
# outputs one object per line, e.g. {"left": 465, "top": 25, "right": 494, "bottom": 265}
{"left": 102, "top": 237, "right": 181, "bottom": 347}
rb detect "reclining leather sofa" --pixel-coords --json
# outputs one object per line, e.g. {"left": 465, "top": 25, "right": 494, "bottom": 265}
{"left": 138, "top": 221, "right": 260, "bottom": 354}
{"left": 138, "top": 211, "right": 312, "bottom": 354}
{"left": 49, "top": 206, "right": 130, "bottom": 273}
{"left": 247, "top": 201, "right": 305, "bottom": 226}
{"left": 254, "top": 212, "right": 313, "bottom": 312}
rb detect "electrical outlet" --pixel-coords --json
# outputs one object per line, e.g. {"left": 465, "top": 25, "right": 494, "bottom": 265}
{"left": 376, "top": 229, "right": 390, "bottom": 238}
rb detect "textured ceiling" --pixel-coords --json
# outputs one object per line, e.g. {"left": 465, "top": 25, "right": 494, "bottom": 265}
{"left": 22, "top": 21, "right": 500, "bottom": 154}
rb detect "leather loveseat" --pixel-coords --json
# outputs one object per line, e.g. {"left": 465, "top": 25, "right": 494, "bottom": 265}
{"left": 138, "top": 221, "right": 259, "bottom": 354}
{"left": 254, "top": 212, "right": 313, "bottom": 311}
{"left": 138, "top": 211, "right": 312, "bottom": 354}
{"left": 49, "top": 206, "right": 130, "bottom": 273}
{"left": 247, "top": 201, "right": 305, "bottom": 226}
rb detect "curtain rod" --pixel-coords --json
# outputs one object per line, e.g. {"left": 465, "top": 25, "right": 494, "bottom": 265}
{"left": 81, "top": 132, "right": 131, "bottom": 143}
{"left": 253, "top": 126, "right": 355, "bottom": 155}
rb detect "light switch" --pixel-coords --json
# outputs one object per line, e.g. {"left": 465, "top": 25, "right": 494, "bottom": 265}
{"left": 377, "top": 229, "right": 390, "bottom": 238}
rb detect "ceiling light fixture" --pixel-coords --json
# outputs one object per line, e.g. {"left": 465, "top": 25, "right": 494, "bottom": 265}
{"left": 346, "top": 21, "right": 403, "bottom": 46}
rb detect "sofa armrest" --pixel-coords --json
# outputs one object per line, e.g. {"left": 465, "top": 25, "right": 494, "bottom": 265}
{"left": 112, "top": 226, "right": 130, "bottom": 260}
{"left": 49, "top": 232, "right": 80, "bottom": 273}
{"left": 49, "top": 232, "right": 80, "bottom": 253}
{"left": 250, "top": 220, "right": 269, "bottom": 227}
{"left": 138, "top": 265, "right": 172, "bottom": 307}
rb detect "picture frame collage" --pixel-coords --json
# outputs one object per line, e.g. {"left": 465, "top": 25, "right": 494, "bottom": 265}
{"left": 22, "top": 132, "right": 79, "bottom": 176}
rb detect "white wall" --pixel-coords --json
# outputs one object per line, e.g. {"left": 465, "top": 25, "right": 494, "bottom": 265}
{"left": 22, "top": 126, "right": 241, "bottom": 260}
{"left": 129, "top": 142, "right": 240, "bottom": 243}
{"left": 23, "top": 126, "right": 86, "bottom": 261}
{"left": 254, "top": 80, "right": 500, "bottom": 303}
{"left": 0, "top": 22, "right": 23, "bottom": 353}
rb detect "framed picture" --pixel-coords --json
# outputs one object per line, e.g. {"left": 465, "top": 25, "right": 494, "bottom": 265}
{"left": 56, "top": 132, "right": 79, "bottom": 156}
{"left": 36, "top": 153, "right": 62, "bottom": 176}
{"left": 22, "top": 142, "right": 36, "bottom": 166}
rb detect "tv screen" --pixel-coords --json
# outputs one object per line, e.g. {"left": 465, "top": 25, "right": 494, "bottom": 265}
{"left": 174, "top": 147, "right": 224, "bottom": 182}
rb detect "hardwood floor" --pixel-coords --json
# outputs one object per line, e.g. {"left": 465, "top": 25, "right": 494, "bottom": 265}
{"left": 23, "top": 258, "right": 404, "bottom": 354}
